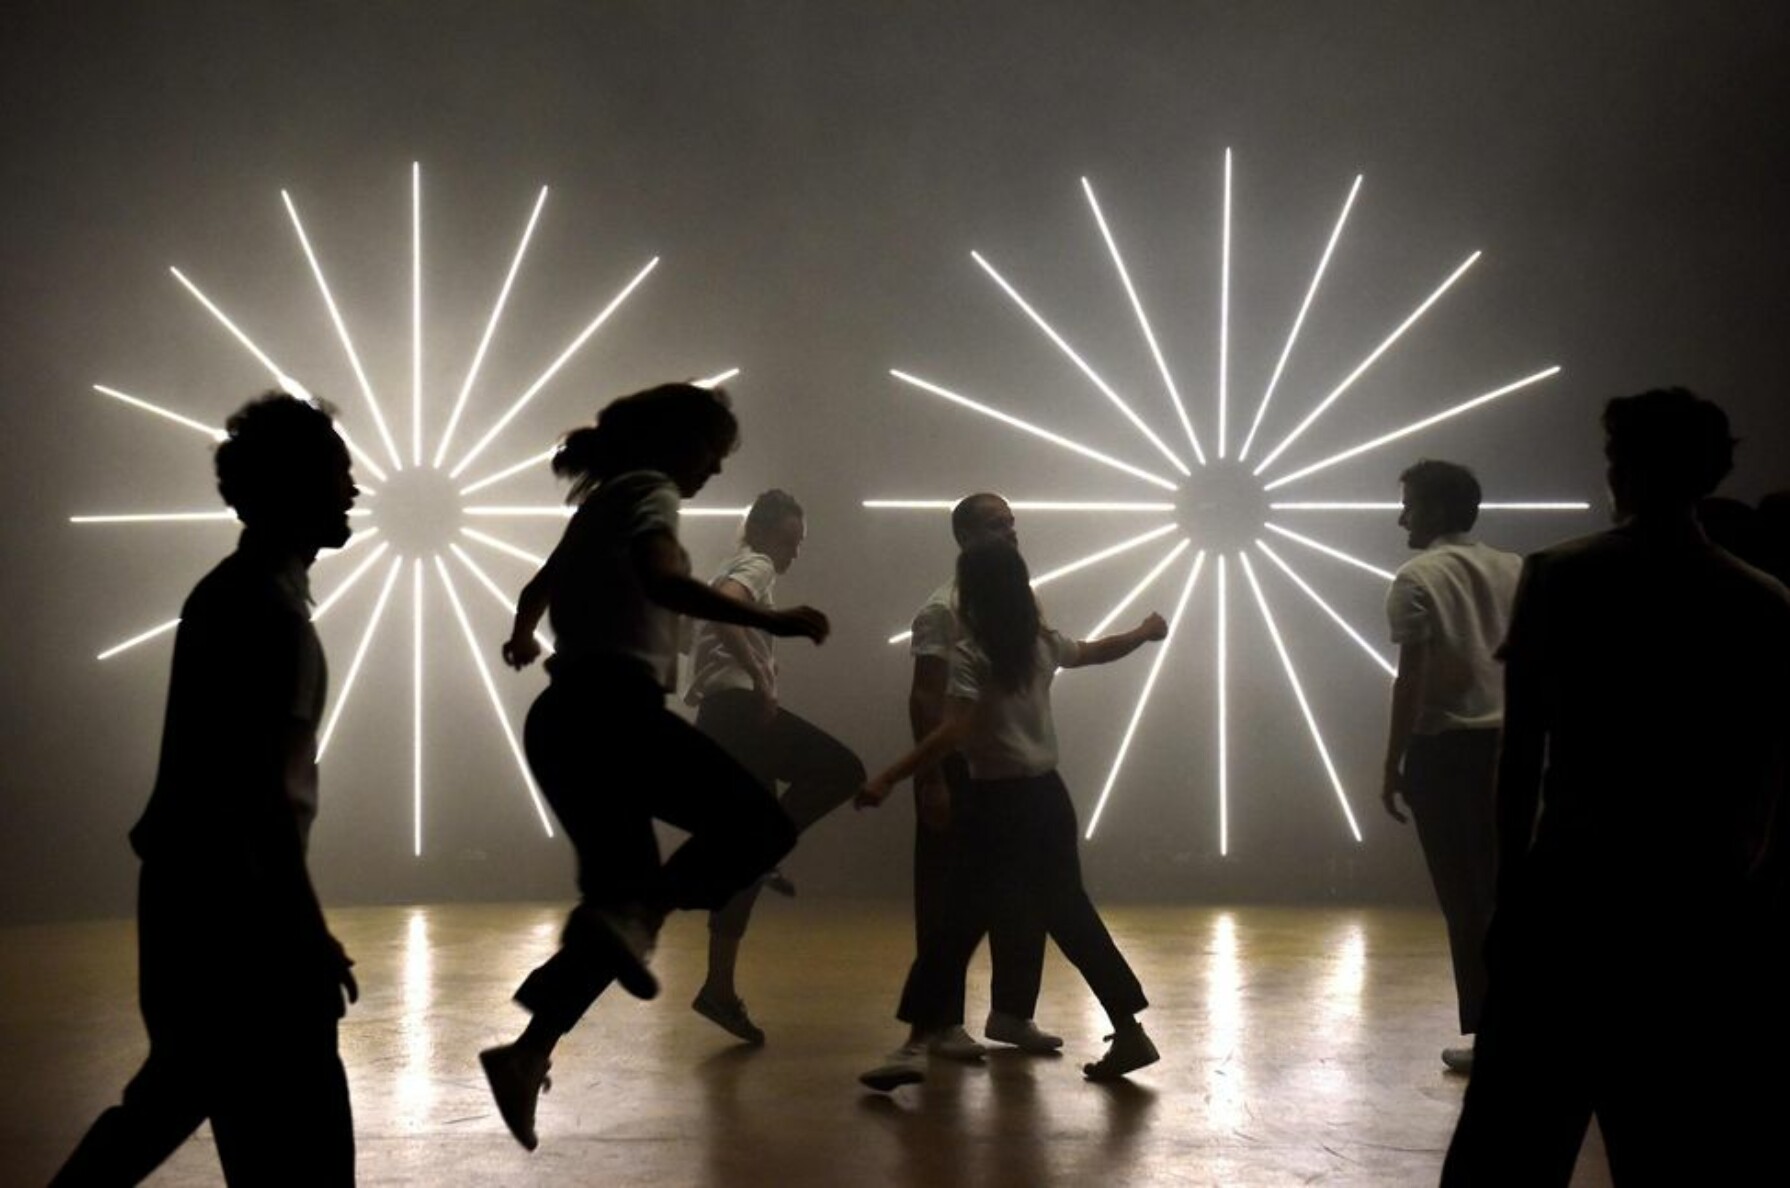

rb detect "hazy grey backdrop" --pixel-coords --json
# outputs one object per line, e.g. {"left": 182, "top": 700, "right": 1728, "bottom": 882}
{"left": 4, "top": 1, "right": 1786, "bottom": 923}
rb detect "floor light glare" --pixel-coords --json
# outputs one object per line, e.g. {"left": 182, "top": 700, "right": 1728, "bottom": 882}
{"left": 1239, "top": 554, "right": 1364, "bottom": 841}
{"left": 1084, "top": 549, "right": 1208, "bottom": 839}
{"left": 1261, "top": 366, "right": 1564, "bottom": 491}
{"left": 1254, "top": 539, "right": 1396, "bottom": 677}
{"left": 1081, "top": 177, "right": 1206, "bottom": 464}
{"left": 971, "top": 250, "right": 1191, "bottom": 476}
{"left": 434, "top": 558, "right": 555, "bottom": 838}
{"left": 1254, "top": 251, "right": 1482, "bottom": 477}
{"left": 889, "top": 369, "right": 1179, "bottom": 493}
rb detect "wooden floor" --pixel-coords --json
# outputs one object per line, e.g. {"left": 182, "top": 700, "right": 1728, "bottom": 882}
{"left": 0, "top": 902, "right": 1613, "bottom": 1187}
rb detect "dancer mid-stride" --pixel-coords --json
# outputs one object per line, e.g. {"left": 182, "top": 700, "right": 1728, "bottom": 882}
{"left": 684, "top": 488, "right": 866, "bottom": 1044}
{"left": 480, "top": 383, "right": 829, "bottom": 1151}
{"left": 856, "top": 540, "right": 1166, "bottom": 1088}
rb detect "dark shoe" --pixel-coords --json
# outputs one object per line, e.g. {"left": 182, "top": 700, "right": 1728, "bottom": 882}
{"left": 693, "top": 990, "right": 766, "bottom": 1045}
{"left": 1082, "top": 1024, "right": 1159, "bottom": 1082}
{"left": 480, "top": 1043, "right": 552, "bottom": 1151}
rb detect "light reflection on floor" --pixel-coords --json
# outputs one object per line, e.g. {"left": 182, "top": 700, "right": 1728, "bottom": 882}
{"left": 4, "top": 901, "right": 1614, "bottom": 1187}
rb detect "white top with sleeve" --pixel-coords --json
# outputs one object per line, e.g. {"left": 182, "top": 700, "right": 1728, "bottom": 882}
{"left": 946, "top": 629, "right": 1082, "bottom": 779}
{"left": 686, "top": 548, "right": 778, "bottom": 702}
{"left": 1385, "top": 533, "right": 1522, "bottom": 734}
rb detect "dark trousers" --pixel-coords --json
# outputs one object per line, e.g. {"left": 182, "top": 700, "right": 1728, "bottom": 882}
{"left": 513, "top": 662, "right": 798, "bottom": 1034}
{"left": 693, "top": 688, "right": 865, "bottom": 939}
{"left": 1442, "top": 858, "right": 1774, "bottom": 1186}
{"left": 906, "top": 754, "right": 1048, "bottom": 1024}
{"left": 1403, "top": 728, "right": 1499, "bottom": 1034}
{"left": 52, "top": 864, "right": 354, "bottom": 1187}
{"left": 900, "top": 770, "right": 1145, "bottom": 1029}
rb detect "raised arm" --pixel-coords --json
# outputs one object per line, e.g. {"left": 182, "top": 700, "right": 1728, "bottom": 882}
{"left": 1062, "top": 612, "right": 1167, "bottom": 668}
{"left": 635, "top": 532, "right": 829, "bottom": 643}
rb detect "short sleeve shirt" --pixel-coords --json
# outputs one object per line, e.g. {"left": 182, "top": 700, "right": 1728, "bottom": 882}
{"left": 548, "top": 470, "right": 685, "bottom": 689}
{"left": 910, "top": 580, "right": 958, "bottom": 660}
{"left": 1386, "top": 535, "right": 1522, "bottom": 734}
{"left": 687, "top": 548, "right": 778, "bottom": 701}
{"left": 947, "top": 629, "right": 1080, "bottom": 779}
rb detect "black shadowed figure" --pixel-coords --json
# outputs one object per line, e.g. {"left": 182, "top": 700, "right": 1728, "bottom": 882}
{"left": 1441, "top": 389, "right": 1789, "bottom": 1185}
{"left": 53, "top": 393, "right": 361, "bottom": 1187}
{"left": 478, "top": 383, "right": 828, "bottom": 1151}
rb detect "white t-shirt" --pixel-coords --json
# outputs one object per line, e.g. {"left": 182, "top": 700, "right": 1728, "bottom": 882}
{"left": 686, "top": 548, "right": 778, "bottom": 702}
{"left": 910, "top": 579, "right": 958, "bottom": 661}
{"left": 1386, "top": 534, "right": 1523, "bottom": 734}
{"left": 548, "top": 470, "right": 685, "bottom": 690}
{"left": 947, "top": 629, "right": 1082, "bottom": 779}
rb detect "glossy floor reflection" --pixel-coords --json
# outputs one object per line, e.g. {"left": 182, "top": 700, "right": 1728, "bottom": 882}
{"left": 2, "top": 903, "right": 1613, "bottom": 1186}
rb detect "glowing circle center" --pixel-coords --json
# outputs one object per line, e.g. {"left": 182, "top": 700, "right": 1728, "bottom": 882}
{"left": 1177, "top": 462, "right": 1269, "bottom": 553}
{"left": 371, "top": 465, "right": 463, "bottom": 557}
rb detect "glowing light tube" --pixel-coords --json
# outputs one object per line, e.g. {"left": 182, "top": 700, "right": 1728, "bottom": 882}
{"left": 1262, "top": 523, "right": 1397, "bottom": 581}
{"left": 318, "top": 557, "right": 404, "bottom": 758}
{"left": 1087, "top": 538, "right": 1192, "bottom": 638}
{"left": 93, "top": 384, "right": 224, "bottom": 440}
{"left": 1254, "top": 539, "right": 1396, "bottom": 677}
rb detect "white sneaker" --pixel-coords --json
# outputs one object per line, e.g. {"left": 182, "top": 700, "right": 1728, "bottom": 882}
{"left": 985, "top": 1011, "right": 1064, "bottom": 1053}
{"left": 925, "top": 1024, "right": 988, "bottom": 1062}
{"left": 859, "top": 1042, "right": 927, "bottom": 1092}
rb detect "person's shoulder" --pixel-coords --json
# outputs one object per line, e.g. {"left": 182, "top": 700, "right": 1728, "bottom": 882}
{"left": 600, "top": 469, "right": 677, "bottom": 504}
{"left": 181, "top": 552, "right": 289, "bottom": 620}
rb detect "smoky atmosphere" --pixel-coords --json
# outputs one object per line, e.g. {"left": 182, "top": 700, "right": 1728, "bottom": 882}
{"left": 4, "top": 0, "right": 1787, "bottom": 931}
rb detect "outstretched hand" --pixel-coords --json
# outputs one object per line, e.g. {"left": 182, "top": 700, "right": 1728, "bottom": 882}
{"left": 502, "top": 635, "right": 543, "bottom": 670}
{"left": 856, "top": 773, "right": 895, "bottom": 810}
{"left": 1138, "top": 612, "right": 1168, "bottom": 642}
{"left": 773, "top": 605, "right": 831, "bottom": 645}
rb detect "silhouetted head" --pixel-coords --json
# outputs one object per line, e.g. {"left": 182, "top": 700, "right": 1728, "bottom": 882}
{"left": 951, "top": 493, "right": 1018, "bottom": 550}
{"left": 743, "top": 488, "right": 806, "bottom": 574}
{"left": 554, "top": 383, "right": 739, "bottom": 501}
{"left": 1397, "top": 459, "right": 1481, "bottom": 549}
{"left": 1603, "top": 388, "right": 1735, "bottom": 522}
{"left": 956, "top": 540, "right": 1041, "bottom": 694}
{"left": 215, "top": 392, "right": 357, "bottom": 555}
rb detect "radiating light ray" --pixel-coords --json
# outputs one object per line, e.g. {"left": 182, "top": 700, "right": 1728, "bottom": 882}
{"left": 886, "top": 522, "right": 1181, "bottom": 645}
{"left": 72, "top": 511, "right": 238, "bottom": 524}
{"left": 448, "top": 543, "right": 552, "bottom": 653}
{"left": 433, "top": 186, "right": 550, "bottom": 468}
{"left": 1261, "top": 366, "right": 1564, "bottom": 491}
{"left": 93, "top": 384, "right": 225, "bottom": 440}
{"left": 1262, "top": 523, "right": 1396, "bottom": 581}
{"left": 461, "top": 527, "right": 546, "bottom": 568}
{"left": 1239, "top": 553, "right": 1363, "bottom": 841}
{"left": 315, "top": 526, "right": 381, "bottom": 562}
{"left": 450, "top": 256, "right": 661, "bottom": 479}
{"left": 971, "top": 251, "right": 1191, "bottom": 477}
{"left": 1270, "top": 501, "right": 1590, "bottom": 511}
{"left": 461, "top": 505, "right": 751, "bottom": 519}
{"left": 282, "top": 189, "right": 406, "bottom": 471}
{"left": 1082, "top": 177, "right": 1206, "bottom": 464}
{"left": 412, "top": 560, "right": 424, "bottom": 856}
{"left": 311, "top": 541, "right": 393, "bottom": 623}
{"left": 411, "top": 163, "right": 423, "bottom": 467}
{"left": 889, "top": 370, "right": 1179, "bottom": 492}
{"left": 680, "top": 507, "right": 752, "bottom": 517}
{"left": 864, "top": 499, "right": 1177, "bottom": 512}
{"left": 1239, "top": 174, "right": 1362, "bottom": 461}
{"left": 1085, "top": 549, "right": 1208, "bottom": 839}
{"left": 1088, "top": 538, "right": 1191, "bottom": 638}
{"left": 1255, "top": 539, "right": 1395, "bottom": 677}
{"left": 696, "top": 368, "right": 740, "bottom": 388}
{"left": 1217, "top": 148, "right": 1233, "bottom": 459}
{"left": 1254, "top": 251, "right": 1482, "bottom": 477}
{"left": 318, "top": 557, "right": 404, "bottom": 758}
{"left": 1217, "top": 555, "right": 1229, "bottom": 856}
{"left": 97, "top": 618, "right": 181, "bottom": 661}
{"left": 434, "top": 559, "right": 555, "bottom": 837}
{"left": 459, "top": 449, "right": 556, "bottom": 497}
{"left": 167, "top": 266, "right": 388, "bottom": 482}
